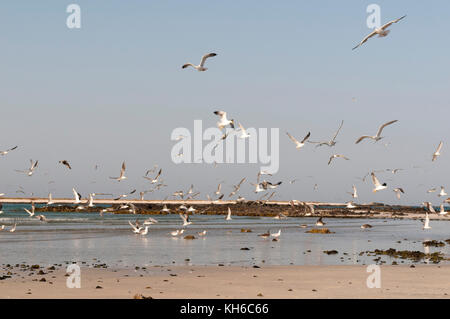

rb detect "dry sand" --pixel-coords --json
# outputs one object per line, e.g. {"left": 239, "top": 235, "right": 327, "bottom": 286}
{"left": 1, "top": 265, "right": 449, "bottom": 299}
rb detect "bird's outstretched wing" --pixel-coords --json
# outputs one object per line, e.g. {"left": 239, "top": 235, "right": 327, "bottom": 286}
{"left": 332, "top": 120, "right": 344, "bottom": 141}
{"left": 199, "top": 53, "right": 217, "bottom": 67}
{"left": 380, "top": 15, "right": 407, "bottom": 30}
{"left": 352, "top": 29, "right": 378, "bottom": 50}
{"left": 376, "top": 120, "right": 398, "bottom": 137}
{"left": 301, "top": 132, "right": 311, "bottom": 144}
{"left": 355, "top": 136, "right": 372, "bottom": 144}
{"left": 371, "top": 172, "right": 381, "bottom": 187}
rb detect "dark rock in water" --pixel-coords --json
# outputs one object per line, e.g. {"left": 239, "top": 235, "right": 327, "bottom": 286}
{"left": 323, "top": 250, "right": 338, "bottom": 255}
{"left": 47, "top": 266, "right": 55, "bottom": 270}
{"left": 31, "top": 265, "right": 40, "bottom": 270}
{"left": 253, "top": 265, "right": 260, "bottom": 268}
{"left": 423, "top": 240, "right": 445, "bottom": 247}
{"left": 241, "top": 228, "right": 252, "bottom": 233}
{"left": 39, "top": 278, "right": 46, "bottom": 282}
{"left": 38, "top": 270, "right": 46, "bottom": 275}
{"left": 306, "top": 228, "right": 334, "bottom": 234}
{"left": 184, "top": 235, "right": 196, "bottom": 240}
{"left": 96, "top": 286, "right": 103, "bottom": 289}
{"left": 240, "top": 247, "right": 250, "bottom": 250}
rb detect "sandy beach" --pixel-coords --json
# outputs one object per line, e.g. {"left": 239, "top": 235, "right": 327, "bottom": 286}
{"left": 1, "top": 265, "right": 449, "bottom": 299}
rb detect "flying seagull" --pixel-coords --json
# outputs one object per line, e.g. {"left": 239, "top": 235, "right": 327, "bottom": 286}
{"left": 393, "top": 188, "right": 405, "bottom": 200}
{"left": 328, "top": 154, "right": 350, "bottom": 165}
{"left": 348, "top": 185, "right": 358, "bottom": 199}
{"left": 213, "top": 111, "right": 234, "bottom": 129}
{"left": 237, "top": 123, "right": 250, "bottom": 139}
{"left": 24, "top": 202, "right": 35, "bottom": 217}
{"left": 355, "top": 120, "right": 398, "bottom": 144}
{"left": 144, "top": 169, "right": 162, "bottom": 184}
{"left": 59, "top": 160, "right": 72, "bottom": 170}
{"left": 423, "top": 202, "right": 436, "bottom": 214}
{"left": 15, "top": 159, "right": 38, "bottom": 176}
{"left": 0, "top": 146, "right": 18, "bottom": 156}
{"left": 438, "top": 186, "right": 448, "bottom": 197}
{"left": 371, "top": 172, "right": 387, "bottom": 192}
{"left": 109, "top": 161, "right": 127, "bottom": 181}
{"left": 182, "top": 53, "right": 217, "bottom": 71}
{"left": 432, "top": 141, "right": 443, "bottom": 162}
{"left": 286, "top": 132, "right": 310, "bottom": 149}
{"left": 309, "top": 120, "right": 344, "bottom": 148}
{"left": 352, "top": 15, "right": 406, "bottom": 50}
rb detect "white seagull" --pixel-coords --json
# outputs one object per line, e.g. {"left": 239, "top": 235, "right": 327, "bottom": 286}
{"left": 179, "top": 213, "right": 192, "bottom": 227}
{"left": 438, "top": 186, "right": 447, "bottom": 197}
{"left": 213, "top": 111, "right": 235, "bottom": 129}
{"left": 24, "top": 202, "right": 35, "bottom": 217}
{"left": 0, "top": 145, "right": 18, "bottom": 156}
{"left": 72, "top": 188, "right": 81, "bottom": 204}
{"left": 9, "top": 223, "right": 17, "bottom": 233}
{"left": 432, "top": 141, "right": 443, "bottom": 162}
{"left": 15, "top": 159, "right": 38, "bottom": 176}
{"left": 393, "top": 188, "right": 405, "bottom": 200}
{"left": 348, "top": 185, "right": 358, "bottom": 199}
{"left": 355, "top": 120, "right": 398, "bottom": 144}
{"left": 109, "top": 161, "right": 127, "bottom": 181}
{"left": 225, "top": 207, "right": 232, "bottom": 221}
{"left": 439, "top": 204, "right": 447, "bottom": 216}
{"left": 237, "top": 123, "right": 250, "bottom": 139}
{"left": 47, "top": 193, "right": 54, "bottom": 205}
{"left": 423, "top": 202, "right": 436, "bottom": 214}
{"left": 182, "top": 53, "right": 217, "bottom": 71}
{"left": 286, "top": 132, "right": 311, "bottom": 149}
{"left": 423, "top": 212, "right": 431, "bottom": 230}
{"left": 352, "top": 15, "right": 406, "bottom": 50}
{"left": 270, "top": 229, "right": 281, "bottom": 238}
{"left": 371, "top": 172, "right": 387, "bottom": 192}
{"left": 144, "top": 169, "right": 162, "bottom": 184}
{"left": 170, "top": 229, "right": 185, "bottom": 237}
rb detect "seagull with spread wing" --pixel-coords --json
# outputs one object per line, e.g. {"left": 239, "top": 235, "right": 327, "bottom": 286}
{"left": 328, "top": 154, "right": 350, "bottom": 165}
{"left": 213, "top": 111, "right": 235, "bottom": 129}
{"left": 355, "top": 120, "right": 398, "bottom": 144}
{"left": 371, "top": 172, "right": 387, "bottom": 192}
{"left": 109, "top": 161, "right": 127, "bottom": 181}
{"left": 352, "top": 15, "right": 406, "bottom": 50}
{"left": 15, "top": 159, "right": 38, "bottom": 176}
{"left": 182, "top": 53, "right": 217, "bottom": 71}
{"left": 286, "top": 132, "right": 310, "bottom": 149}
{"left": 309, "top": 120, "right": 344, "bottom": 147}
{"left": 432, "top": 141, "right": 443, "bottom": 162}
{"left": 0, "top": 146, "right": 18, "bottom": 156}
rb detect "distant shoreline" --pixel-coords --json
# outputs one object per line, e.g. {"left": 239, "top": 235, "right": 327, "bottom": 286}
{"left": 1, "top": 197, "right": 448, "bottom": 220}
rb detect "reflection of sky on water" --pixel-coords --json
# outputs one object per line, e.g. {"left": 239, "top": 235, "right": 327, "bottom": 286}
{"left": 0, "top": 204, "right": 448, "bottom": 267}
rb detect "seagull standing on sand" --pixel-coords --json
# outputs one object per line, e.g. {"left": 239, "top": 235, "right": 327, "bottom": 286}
{"left": 213, "top": 111, "right": 235, "bottom": 129}
{"left": 270, "top": 229, "right": 281, "bottom": 238}
{"left": 371, "top": 172, "right": 387, "bottom": 192}
{"left": 170, "top": 229, "right": 185, "bottom": 237}
{"left": 352, "top": 15, "right": 406, "bottom": 50}
{"left": 286, "top": 132, "right": 311, "bottom": 149}
{"left": 109, "top": 161, "right": 127, "bottom": 181}
{"left": 9, "top": 223, "right": 17, "bottom": 233}
{"left": 182, "top": 53, "right": 217, "bottom": 71}
{"left": 432, "top": 142, "right": 443, "bottom": 162}
{"left": 355, "top": 120, "right": 398, "bottom": 144}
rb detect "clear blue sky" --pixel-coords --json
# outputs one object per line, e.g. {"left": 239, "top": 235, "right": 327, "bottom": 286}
{"left": 0, "top": 1, "right": 448, "bottom": 205}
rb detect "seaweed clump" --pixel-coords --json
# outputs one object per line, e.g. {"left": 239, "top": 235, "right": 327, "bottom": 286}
{"left": 306, "top": 228, "right": 334, "bottom": 234}
{"left": 423, "top": 240, "right": 445, "bottom": 247}
{"left": 367, "top": 248, "right": 446, "bottom": 263}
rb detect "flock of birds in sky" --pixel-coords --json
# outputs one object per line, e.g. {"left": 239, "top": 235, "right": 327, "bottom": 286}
{"left": 0, "top": 13, "right": 448, "bottom": 237}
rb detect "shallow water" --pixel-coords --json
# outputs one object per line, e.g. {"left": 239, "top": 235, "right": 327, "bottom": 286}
{"left": 0, "top": 204, "right": 449, "bottom": 267}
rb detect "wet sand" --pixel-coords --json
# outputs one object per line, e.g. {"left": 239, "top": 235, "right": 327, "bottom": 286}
{"left": 1, "top": 265, "right": 449, "bottom": 299}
